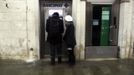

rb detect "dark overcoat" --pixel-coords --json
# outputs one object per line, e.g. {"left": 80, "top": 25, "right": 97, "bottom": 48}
{"left": 63, "top": 21, "right": 76, "bottom": 47}
{"left": 46, "top": 17, "right": 64, "bottom": 45}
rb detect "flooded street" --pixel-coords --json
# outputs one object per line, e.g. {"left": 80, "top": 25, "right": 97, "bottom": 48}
{"left": 0, "top": 59, "right": 134, "bottom": 75}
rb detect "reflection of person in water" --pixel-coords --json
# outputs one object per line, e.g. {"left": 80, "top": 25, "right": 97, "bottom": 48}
{"left": 64, "top": 15, "right": 76, "bottom": 65}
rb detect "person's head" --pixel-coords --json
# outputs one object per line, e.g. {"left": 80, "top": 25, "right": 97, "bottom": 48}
{"left": 65, "top": 15, "right": 73, "bottom": 27}
{"left": 52, "top": 12, "right": 59, "bottom": 18}
{"left": 65, "top": 15, "right": 73, "bottom": 22}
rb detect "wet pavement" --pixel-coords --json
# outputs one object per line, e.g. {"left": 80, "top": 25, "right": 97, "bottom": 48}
{"left": 0, "top": 59, "right": 134, "bottom": 75}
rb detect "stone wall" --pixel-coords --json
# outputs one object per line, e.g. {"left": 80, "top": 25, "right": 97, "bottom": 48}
{"left": 118, "top": 1, "right": 133, "bottom": 59}
{"left": 72, "top": 0, "right": 86, "bottom": 60}
{"left": 0, "top": 0, "right": 40, "bottom": 60}
{"left": 132, "top": 0, "right": 134, "bottom": 57}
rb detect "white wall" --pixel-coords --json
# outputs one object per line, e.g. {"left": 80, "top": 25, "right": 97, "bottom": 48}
{"left": 131, "top": 0, "right": 134, "bottom": 57}
{"left": 118, "top": 1, "right": 133, "bottom": 59}
{"left": 72, "top": 0, "right": 86, "bottom": 60}
{"left": 0, "top": 0, "right": 40, "bottom": 60}
{"left": 26, "top": 0, "right": 40, "bottom": 60}
{"left": 0, "top": 0, "right": 28, "bottom": 60}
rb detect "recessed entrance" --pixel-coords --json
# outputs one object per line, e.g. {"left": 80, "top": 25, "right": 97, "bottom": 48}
{"left": 85, "top": 0, "right": 120, "bottom": 58}
{"left": 39, "top": 0, "right": 72, "bottom": 59}
{"left": 92, "top": 5, "right": 111, "bottom": 46}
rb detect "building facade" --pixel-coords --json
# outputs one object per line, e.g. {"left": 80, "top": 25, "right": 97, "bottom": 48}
{"left": 0, "top": 0, "right": 133, "bottom": 61}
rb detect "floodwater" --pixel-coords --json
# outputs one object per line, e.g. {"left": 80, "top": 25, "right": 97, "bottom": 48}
{"left": 0, "top": 59, "right": 134, "bottom": 75}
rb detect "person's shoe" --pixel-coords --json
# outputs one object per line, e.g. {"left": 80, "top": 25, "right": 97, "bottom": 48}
{"left": 58, "top": 57, "right": 62, "bottom": 64}
{"left": 68, "top": 60, "right": 75, "bottom": 66}
{"left": 51, "top": 58, "right": 55, "bottom": 65}
{"left": 68, "top": 55, "right": 75, "bottom": 66}
{"left": 51, "top": 62, "right": 55, "bottom": 65}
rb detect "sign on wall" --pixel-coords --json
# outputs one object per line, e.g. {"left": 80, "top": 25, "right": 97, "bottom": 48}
{"left": 44, "top": 3, "right": 63, "bottom": 7}
{"left": 81, "top": 0, "right": 130, "bottom": 3}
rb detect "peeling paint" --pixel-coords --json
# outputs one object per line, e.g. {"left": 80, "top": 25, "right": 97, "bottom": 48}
{"left": 0, "top": 38, "right": 28, "bottom": 60}
{"left": 75, "top": 44, "right": 85, "bottom": 60}
{"left": 0, "top": 0, "right": 39, "bottom": 60}
{"left": 18, "top": 38, "right": 25, "bottom": 47}
{"left": 5, "top": 3, "right": 9, "bottom": 8}
{"left": 0, "top": 49, "right": 28, "bottom": 60}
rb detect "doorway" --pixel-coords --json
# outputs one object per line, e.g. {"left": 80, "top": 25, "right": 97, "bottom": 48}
{"left": 92, "top": 5, "right": 111, "bottom": 46}
{"left": 44, "top": 7, "right": 65, "bottom": 58}
{"left": 39, "top": 0, "right": 72, "bottom": 59}
{"left": 85, "top": 0, "right": 120, "bottom": 58}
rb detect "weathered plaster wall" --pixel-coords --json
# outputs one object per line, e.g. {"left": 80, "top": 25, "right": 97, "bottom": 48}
{"left": 118, "top": 1, "right": 133, "bottom": 59}
{"left": 26, "top": 0, "right": 40, "bottom": 60}
{"left": 0, "top": 0, "right": 40, "bottom": 60}
{"left": 0, "top": 0, "right": 28, "bottom": 60}
{"left": 72, "top": 0, "right": 86, "bottom": 60}
{"left": 131, "top": 0, "right": 134, "bottom": 57}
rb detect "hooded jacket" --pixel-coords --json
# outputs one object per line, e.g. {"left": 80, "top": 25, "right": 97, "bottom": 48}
{"left": 46, "top": 13, "right": 64, "bottom": 45}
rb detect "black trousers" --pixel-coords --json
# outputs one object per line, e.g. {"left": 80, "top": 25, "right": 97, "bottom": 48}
{"left": 50, "top": 43, "right": 62, "bottom": 63}
{"left": 67, "top": 47, "right": 75, "bottom": 65}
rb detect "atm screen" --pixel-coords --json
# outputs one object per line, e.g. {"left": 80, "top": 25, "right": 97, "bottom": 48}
{"left": 49, "top": 9, "right": 63, "bottom": 16}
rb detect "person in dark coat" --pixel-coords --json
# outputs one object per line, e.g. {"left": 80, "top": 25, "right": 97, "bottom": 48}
{"left": 46, "top": 12, "right": 64, "bottom": 65}
{"left": 63, "top": 15, "right": 76, "bottom": 65}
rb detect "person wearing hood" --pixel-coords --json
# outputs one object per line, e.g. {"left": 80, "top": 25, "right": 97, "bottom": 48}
{"left": 46, "top": 12, "right": 64, "bottom": 65}
{"left": 63, "top": 15, "right": 76, "bottom": 65}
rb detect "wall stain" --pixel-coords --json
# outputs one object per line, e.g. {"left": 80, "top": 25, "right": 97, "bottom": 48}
{"left": 18, "top": 38, "right": 25, "bottom": 47}
{"left": 4, "top": 0, "right": 9, "bottom": 8}
{"left": 6, "top": 3, "right": 9, "bottom": 8}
